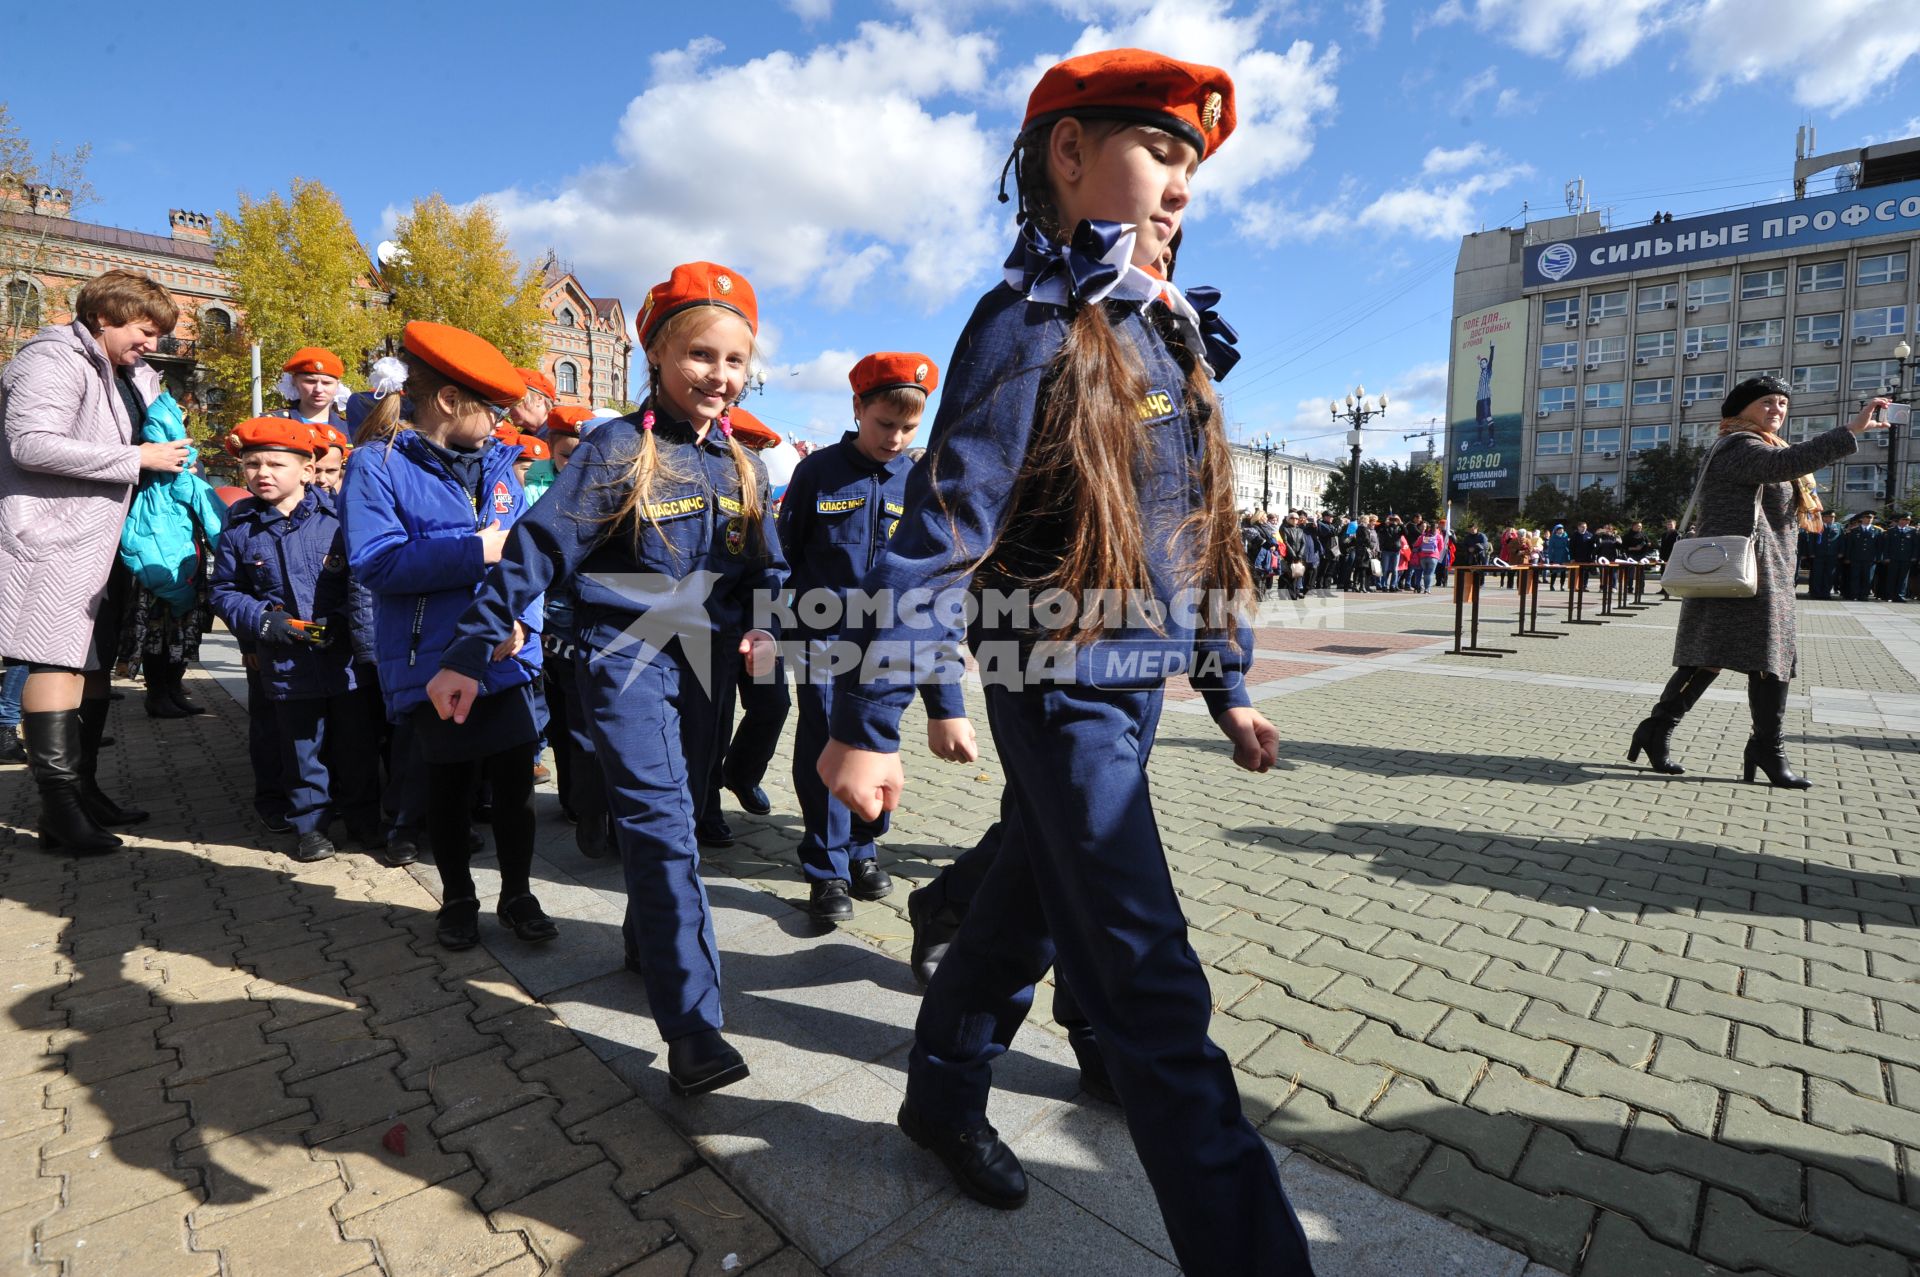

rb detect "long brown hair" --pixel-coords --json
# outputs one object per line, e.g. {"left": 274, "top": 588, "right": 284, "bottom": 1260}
{"left": 936, "top": 121, "right": 1251, "bottom": 642}
{"left": 600, "top": 307, "right": 768, "bottom": 561}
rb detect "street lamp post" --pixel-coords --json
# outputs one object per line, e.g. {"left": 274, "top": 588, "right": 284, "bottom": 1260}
{"left": 1251, "top": 432, "right": 1288, "bottom": 513}
{"left": 1888, "top": 340, "right": 1918, "bottom": 507}
{"left": 1329, "top": 385, "right": 1388, "bottom": 521}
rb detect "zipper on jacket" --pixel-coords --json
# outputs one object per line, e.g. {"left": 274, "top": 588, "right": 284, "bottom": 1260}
{"left": 407, "top": 595, "right": 426, "bottom": 667}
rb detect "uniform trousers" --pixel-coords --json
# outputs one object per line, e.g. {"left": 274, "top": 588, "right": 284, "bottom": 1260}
{"left": 909, "top": 683, "right": 1314, "bottom": 1275}
{"left": 705, "top": 649, "right": 791, "bottom": 816}
{"left": 546, "top": 645, "right": 611, "bottom": 854}
{"left": 247, "top": 666, "right": 289, "bottom": 822}
{"left": 793, "top": 638, "right": 883, "bottom": 882}
{"left": 272, "top": 690, "right": 381, "bottom": 836}
{"left": 1809, "top": 556, "right": 1838, "bottom": 599}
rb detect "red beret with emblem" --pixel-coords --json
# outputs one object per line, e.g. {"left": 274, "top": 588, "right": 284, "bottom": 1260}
{"left": 282, "top": 347, "right": 345, "bottom": 378}
{"left": 225, "top": 416, "right": 323, "bottom": 458}
{"left": 1022, "top": 48, "right": 1236, "bottom": 160}
{"left": 519, "top": 435, "right": 551, "bottom": 462}
{"left": 726, "top": 405, "right": 780, "bottom": 450}
{"left": 491, "top": 422, "right": 521, "bottom": 446}
{"left": 850, "top": 352, "right": 940, "bottom": 400}
{"left": 516, "top": 367, "right": 556, "bottom": 400}
{"left": 402, "top": 321, "right": 527, "bottom": 406}
{"left": 545, "top": 405, "right": 595, "bottom": 437}
{"left": 636, "top": 262, "right": 757, "bottom": 349}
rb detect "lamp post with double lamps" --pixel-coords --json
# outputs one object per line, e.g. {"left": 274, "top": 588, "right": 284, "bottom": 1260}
{"left": 1886, "top": 340, "right": 1918, "bottom": 507}
{"left": 1330, "top": 386, "right": 1388, "bottom": 521}
{"left": 1252, "top": 432, "right": 1290, "bottom": 513}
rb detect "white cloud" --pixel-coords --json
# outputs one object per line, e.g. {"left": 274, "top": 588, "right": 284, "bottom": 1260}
{"left": 1350, "top": 0, "right": 1386, "bottom": 40}
{"left": 1359, "top": 147, "right": 1532, "bottom": 239}
{"left": 1457, "top": 66, "right": 1499, "bottom": 106}
{"left": 764, "top": 347, "right": 862, "bottom": 395}
{"left": 1421, "top": 142, "right": 1496, "bottom": 175}
{"left": 785, "top": 0, "right": 833, "bottom": 18}
{"left": 1683, "top": 0, "right": 1920, "bottom": 113}
{"left": 1425, "top": 0, "right": 1669, "bottom": 74}
{"left": 1493, "top": 86, "right": 1536, "bottom": 115}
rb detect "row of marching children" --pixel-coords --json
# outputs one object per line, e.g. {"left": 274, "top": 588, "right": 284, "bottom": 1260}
{"left": 216, "top": 46, "right": 1318, "bottom": 1276}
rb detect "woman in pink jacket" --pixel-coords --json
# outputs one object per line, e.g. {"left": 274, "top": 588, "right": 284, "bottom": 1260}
{"left": 0, "top": 270, "right": 192, "bottom": 853}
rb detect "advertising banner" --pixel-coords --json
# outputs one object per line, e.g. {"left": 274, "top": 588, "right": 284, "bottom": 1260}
{"left": 1447, "top": 301, "right": 1528, "bottom": 502}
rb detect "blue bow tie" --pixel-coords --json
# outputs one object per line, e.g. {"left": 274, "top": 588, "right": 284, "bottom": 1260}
{"left": 1179, "top": 284, "right": 1240, "bottom": 381}
{"left": 1004, "top": 218, "right": 1130, "bottom": 304}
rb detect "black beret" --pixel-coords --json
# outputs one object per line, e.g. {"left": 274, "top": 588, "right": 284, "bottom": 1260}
{"left": 1720, "top": 375, "right": 1791, "bottom": 420}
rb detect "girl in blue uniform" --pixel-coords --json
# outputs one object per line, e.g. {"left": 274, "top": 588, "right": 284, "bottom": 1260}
{"left": 426, "top": 262, "right": 784, "bottom": 1098}
{"left": 818, "top": 49, "right": 1315, "bottom": 1275}
{"left": 340, "top": 321, "right": 554, "bottom": 952}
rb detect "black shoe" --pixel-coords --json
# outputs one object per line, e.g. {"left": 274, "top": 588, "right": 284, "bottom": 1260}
{"left": 167, "top": 674, "right": 208, "bottom": 716}
{"left": 1626, "top": 716, "right": 1684, "bottom": 775}
{"left": 576, "top": 817, "right": 612, "bottom": 860}
{"left": 666, "top": 1029, "right": 750, "bottom": 1097}
{"left": 0, "top": 725, "right": 26, "bottom": 766}
{"left": 849, "top": 857, "right": 893, "bottom": 901}
{"left": 258, "top": 811, "right": 294, "bottom": 834}
{"left": 1743, "top": 739, "right": 1812, "bottom": 789}
{"left": 380, "top": 839, "right": 419, "bottom": 868}
{"left": 25, "top": 711, "right": 121, "bottom": 855}
{"left": 144, "top": 691, "right": 191, "bottom": 719}
{"left": 897, "top": 1100, "right": 1027, "bottom": 1210}
{"left": 497, "top": 892, "right": 559, "bottom": 943}
{"left": 437, "top": 898, "right": 481, "bottom": 950}
{"left": 809, "top": 878, "right": 854, "bottom": 924}
{"left": 695, "top": 816, "right": 734, "bottom": 848}
{"left": 1069, "top": 1033, "right": 1120, "bottom": 1106}
{"left": 293, "top": 831, "right": 337, "bottom": 863}
{"left": 727, "top": 782, "right": 772, "bottom": 816}
{"left": 907, "top": 887, "right": 962, "bottom": 990}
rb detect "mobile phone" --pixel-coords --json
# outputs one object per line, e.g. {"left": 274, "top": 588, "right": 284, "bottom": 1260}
{"left": 1884, "top": 402, "right": 1912, "bottom": 427}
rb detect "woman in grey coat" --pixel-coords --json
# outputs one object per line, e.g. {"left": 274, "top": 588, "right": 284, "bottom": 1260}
{"left": 1628, "top": 375, "right": 1888, "bottom": 786}
{"left": 0, "top": 270, "right": 192, "bottom": 852}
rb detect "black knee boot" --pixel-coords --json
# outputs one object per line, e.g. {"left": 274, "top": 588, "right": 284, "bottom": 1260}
{"left": 1744, "top": 675, "right": 1810, "bottom": 788}
{"left": 78, "top": 699, "right": 148, "bottom": 825}
{"left": 24, "top": 711, "right": 121, "bottom": 854}
{"left": 1628, "top": 667, "right": 1718, "bottom": 774}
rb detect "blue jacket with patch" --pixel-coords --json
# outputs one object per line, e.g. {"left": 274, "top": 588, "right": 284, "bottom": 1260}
{"left": 340, "top": 431, "right": 541, "bottom": 717}
{"left": 439, "top": 409, "right": 786, "bottom": 680}
{"left": 209, "top": 486, "right": 358, "bottom": 701}
{"left": 828, "top": 280, "right": 1253, "bottom": 754}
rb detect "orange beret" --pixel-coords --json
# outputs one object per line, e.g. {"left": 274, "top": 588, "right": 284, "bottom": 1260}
{"left": 636, "top": 261, "right": 757, "bottom": 349}
{"left": 519, "top": 436, "right": 551, "bottom": 462}
{"left": 318, "top": 424, "right": 352, "bottom": 455}
{"left": 402, "top": 321, "right": 526, "bottom": 406}
{"left": 225, "top": 416, "right": 323, "bottom": 458}
{"left": 516, "top": 367, "right": 556, "bottom": 400}
{"left": 1023, "top": 48, "right": 1235, "bottom": 160}
{"left": 491, "top": 422, "right": 521, "bottom": 446}
{"left": 726, "top": 405, "right": 780, "bottom": 450}
{"left": 850, "top": 352, "right": 939, "bottom": 399}
{"left": 282, "top": 347, "right": 345, "bottom": 378}
{"left": 545, "top": 405, "right": 595, "bottom": 437}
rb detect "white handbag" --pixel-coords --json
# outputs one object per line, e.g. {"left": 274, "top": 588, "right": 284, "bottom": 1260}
{"left": 1661, "top": 434, "right": 1763, "bottom": 599}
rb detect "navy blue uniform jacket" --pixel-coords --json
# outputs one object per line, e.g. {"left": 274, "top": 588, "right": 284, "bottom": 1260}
{"left": 210, "top": 486, "right": 358, "bottom": 701}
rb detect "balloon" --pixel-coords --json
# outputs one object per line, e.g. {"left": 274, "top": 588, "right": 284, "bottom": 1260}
{"left": 760, "top": 440, "right": 801, "bottom": 500}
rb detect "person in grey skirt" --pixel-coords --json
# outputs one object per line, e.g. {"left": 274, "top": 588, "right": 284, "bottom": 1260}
{"left": 1627, "top": 375, "right": 1889, "bottom": 786}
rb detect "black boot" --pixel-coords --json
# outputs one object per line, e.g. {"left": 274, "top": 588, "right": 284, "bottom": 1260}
{"left": 0, "top": 723, "right": 25, "bottom": 765}
{"left": 897, "top": 1099, "right": 1028, "bottom": 1210}
{"left": 165, "top": 665, "right": 207, "bottom": 716}
{"left": 23, "top": 711, "right": 121, "bottom": 854}
{"left": 77, "top": 699, "right": 147, "bottom": 826}
{"left": 1628, "top": 667, "right": 1718, "bottom": 775}
{"left": 907, "top": 886, "right": 963, "bottom": 990}
{"left": 666, "top": 1029, "right": 749, "bottom": 1096}
{"left": 145, "top": 666, "right": 192, "bottom": 719}
{"left": 1744, "top": 675, "right": 1811, "bottom": 789}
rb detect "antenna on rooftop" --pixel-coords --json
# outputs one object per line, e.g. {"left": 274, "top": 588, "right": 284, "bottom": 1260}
{"left": 1563, "top": 178, "right": 1588, "bottom": 215}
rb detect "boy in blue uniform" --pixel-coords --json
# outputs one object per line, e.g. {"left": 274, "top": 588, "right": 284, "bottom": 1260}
{"left": 210, "top": 416, "right": 383, "bottom": 863}
{"left": 778, "top": 354, "right": 973, "bottom": 923}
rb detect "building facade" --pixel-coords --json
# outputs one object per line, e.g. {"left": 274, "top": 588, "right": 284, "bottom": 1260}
{"left": 1447, "top": 135, "right": 1920, "bottom": 516}
{"left": 533, "top": 252, "right": 632, "bottom": 409}
{"left": 1229, "top": 443, "right": 1338, "bottom": 514}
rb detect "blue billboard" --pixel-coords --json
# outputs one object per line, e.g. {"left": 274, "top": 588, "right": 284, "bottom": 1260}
{"left": 1524, "top": 178, "right": 1920, "bottom": 288}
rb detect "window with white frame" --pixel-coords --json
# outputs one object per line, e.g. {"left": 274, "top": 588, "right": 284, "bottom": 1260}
{"left": 1686, "top": 276, "right": 1731, "bottom": 306}
{"left": 1738, "top": 319, "right": 1783, "bottom": 349}
{"left": 1798, "top": 261, "right": 1845, "bottom": 293}
{"left": 1851, "top": 359, "right": 1900, "bottom": 392}
{"left": 1591, "top": 291, "right": 1628, "bottom": 319}
{"left": 1682, "top": 373, "right": 1728, "bottom": 403}
{"left": 1684, "top": 324, "right": 1730, "bottom": 354}
{"left": 555, "top": 360, "right": 579, "bottom": 395}
{"left": 1633, "top": 378, "right": 1673, "bottom": 406}
{"left": 1635, "top": 331, "right": 1675, "bottom": 360}
{"left": 1583, "top": 472, "right": 1622, "bottom": 494}
{"left": 1539, "top": 386, "right": 1576, "bottom": 413}
{"left": 1637, "top": 283, "right": 1676, "bottom": 312}
{"left": 1741, "top": 268, "right": 1786, "bottom": 300}
{"left": 1794, "top": 312, "right": 1843, "bottom": 344}
{"left": 1629, "top": 424, "right": 1672, "bottom": 453}
{"left": 1542, "top": 472, "right": 1572, "bottom": 494}
{"left": 1582, "top": 427, "right": 1622, "bottom": 454}
{"left": 1536, "top": 430, "right": 1574, "bottom": 457}
{"left": 1680, "top": 421, "right": 1716, "bottom": 447}
{"left": 1853, "top": 306, "right": 1907, "bottom": 340}
{"left": 1858, "top": 252, "right": 1909, "bottom": 287}
{"left": 1539, "top": 341, "right": 1579, "bottom": 369}
{"left": 1787, "top": 414, "right": 1837, "bottom": 444}
{"left": 1587, "top": 336, "right": 1626, "bottom": 365}
{"left": 1790, "top": 364, "right": 1839, "bottom": 394}
{"left": 1543, "top": 297, "right": 1580, "bottom": 326}
{"left": 1845, "top": 463, "right": 1886, "bottom": 494}
{"left": 1585, "top": 382, "right": 1625, "bottom": 409}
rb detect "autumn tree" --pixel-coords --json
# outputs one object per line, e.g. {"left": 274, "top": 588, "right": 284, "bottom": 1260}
{"left": 386, "top": 195, "right": 545, "bottom": 364}
{"left": 201, "top": 178, "right": 396, "bottom": 429}
{"left": 0, "top": 102, "right": 96, "bottom": 362}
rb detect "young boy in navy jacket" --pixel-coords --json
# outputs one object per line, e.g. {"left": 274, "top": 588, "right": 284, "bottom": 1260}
{"left": 211, "top": 416, "right": 384, "bottom": 863}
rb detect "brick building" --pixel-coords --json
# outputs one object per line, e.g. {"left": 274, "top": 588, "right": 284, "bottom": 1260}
{"left": 531, "top": 251, "right": 633, "bottom": 409}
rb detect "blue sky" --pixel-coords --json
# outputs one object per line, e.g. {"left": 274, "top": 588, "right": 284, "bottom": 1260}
{"left": 7, "top": 0, "right": 1916, "bottom": 463}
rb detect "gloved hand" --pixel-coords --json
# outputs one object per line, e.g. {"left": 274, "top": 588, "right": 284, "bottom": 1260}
{"left": 260, "top": 612, "right": 302, "bottom": 644}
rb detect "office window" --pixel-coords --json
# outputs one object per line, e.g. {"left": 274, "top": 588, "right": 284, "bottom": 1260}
{"left": 1682, "top": 373, "right": 1728, "bottom": 403}
{"left": 1583, "top": 472, "right": 1622, "bottom": 494}
{"left": 1845, "top": 463, "right": 1886, "bottom": 494}
{"left": 1539, "top": 386, "right": 1576, "bottom": 413}
{"left": 1686, "top": 275, "right": 1731, "bottom": 306}
{"left": 1853, "top": 306, "right": 1907, "bottom": 340}
{"left": 1585, "top": 382, "right": 1625, "bottom": 409}
{"left": 1543, "top": 297, "right": 1580, "bottom": 326}
{"left": 1586, "top": 336, "right": 1627, "bottom": 365}
{"left": 1633, "top": 378, "right": 1673, "bottom": 406}
{"left": 1590, "top": 290, "right": 1628, "bottom": 319}
{"left": 1542, "top": 472, "right": 1572, "bottom": 494}
{"left": 1787, "top": 414, "right": 1837, "bottom": 444}
{"left": 1852, "top": 359, "right": 1900, "bottom": 392}
{"left": 1790, "top": 364, "right": 1839, "bottom": 394}
{"left": 1680, "top": 421, "right": 1716, "bottom": 448}
{"left": 1637, "top": 283, "right": 1676, "bottom": 313}
{"left": 1684, "top": 324, "right": 1730, "bottom": 354}
{"left": 1628, "top": 424, "right": 1672, "bottom": 454}
{"left": 1535, "top": 430, "right": 1574, "bottom": 457}
{"left": 1858, "top": 252, "right": 1909, "bottom": 287}
{"left": 1582, "top": 427, "right": 1622, "bottom": 454}
{"left": 1794, "top": 313, "right": 1843, "bottom": 345}
{"left": 1798, "top": 261, "right": 1845, "bottom": 293}
{"left": 1539, "top": 341, "right": 1579, "bottom": 369}
{"left": 1635, "top": 331, "right": 1675, "bottom": 360}
{"left": 1741, "top": 268, "right": 1786, "bottom": 300}
{"left": 1738, "top": 319, "right": 1783, "bottom": 348}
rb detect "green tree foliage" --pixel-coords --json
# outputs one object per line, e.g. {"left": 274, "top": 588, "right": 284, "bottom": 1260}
{"left": 1522, "top": 481, "right": 1569, "bottom": 528}
{"left": 203, "top": 178, "right": 396, "bottom": 429}
{"left": 1320, "top": 459, "right": 1444, "bottom": 521}
{"left": 1622, "top": 441, "right": 1707, "bottom": 524}
{"left": 386, "top": 195, "right": 545, "bottom": 365}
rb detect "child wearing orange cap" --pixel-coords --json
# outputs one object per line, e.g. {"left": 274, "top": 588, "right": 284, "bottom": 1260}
{"left": 815, "top": 50, "right": 1310, "bottom": 1271}
{"left": 276, "top": 347, "right": 350, "bottom": 427}
{"left": 310, "top": 425, "right": 351, "bottom": 493}
{"left": 210, "top": 417, "right": 385, "bottom": 864}
{"left": 424, "top": 261, "right": 784, "bottom": 1097}
{"left": 341, "top": 321, "right": 554, "bottom": 950}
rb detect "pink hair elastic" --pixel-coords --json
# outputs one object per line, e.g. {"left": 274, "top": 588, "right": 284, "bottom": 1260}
{"left": 717, "top": 409, "right": 733, "bottom": 439}
{"left": 640, "top": 410, "right": 655, "bottom": 431}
